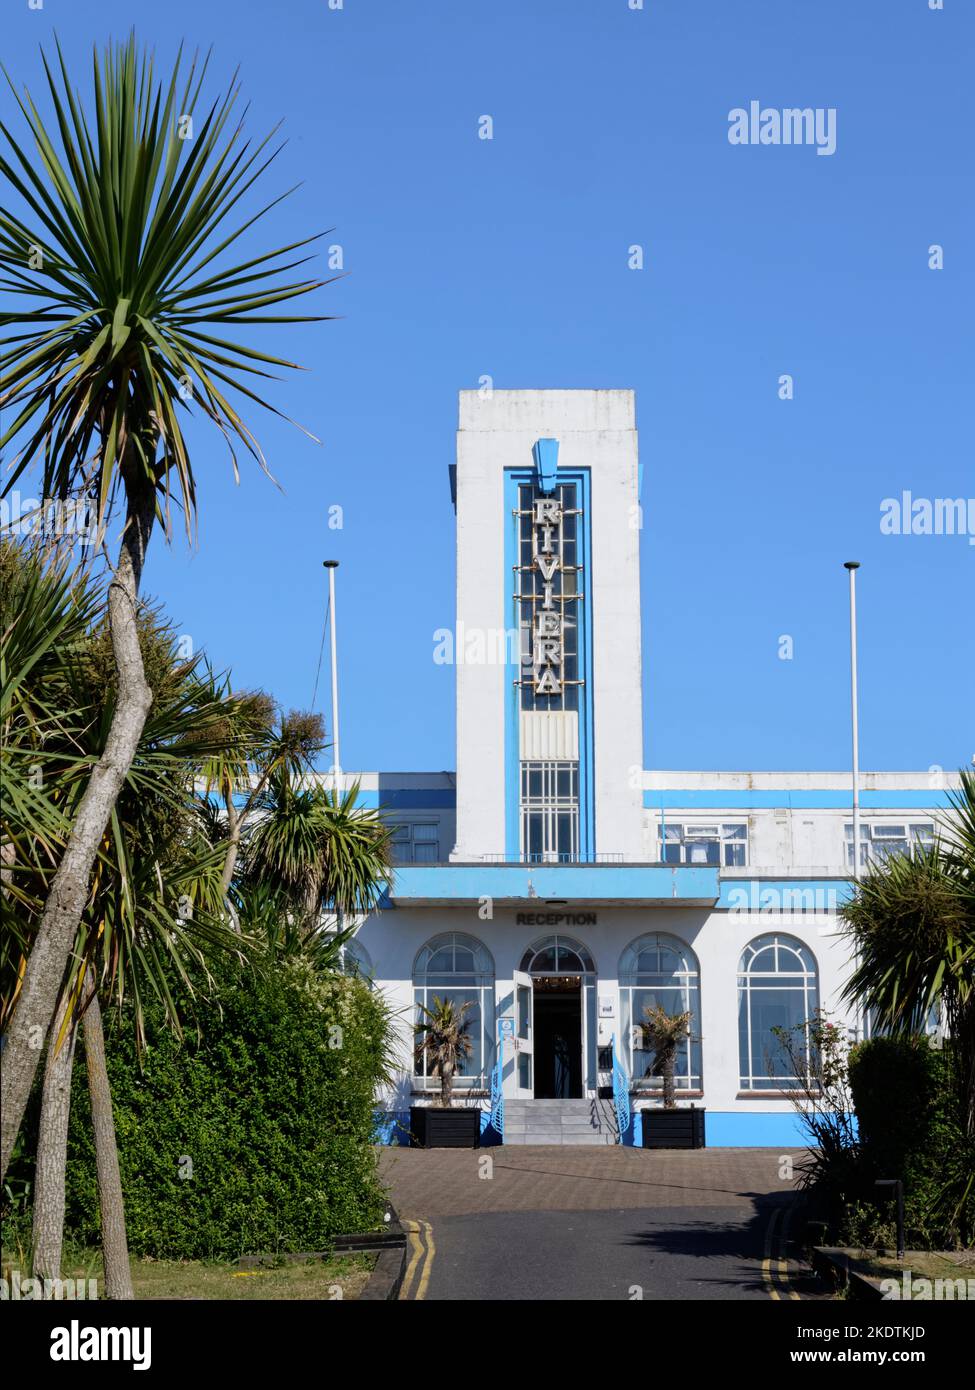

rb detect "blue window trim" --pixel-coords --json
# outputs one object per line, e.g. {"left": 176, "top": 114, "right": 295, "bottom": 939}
{"left": 503, "top": 466, "right": 594, "bottom": 861}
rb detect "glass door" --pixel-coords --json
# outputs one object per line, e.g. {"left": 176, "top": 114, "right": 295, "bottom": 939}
{"left": 513, "top": 970, "right": 534, "bottom": 1097}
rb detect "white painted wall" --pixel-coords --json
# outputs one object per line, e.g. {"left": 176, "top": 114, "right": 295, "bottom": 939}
{"left": 452, "top": 389, "right": 645, "bottom": 862}
{"left": 356, "top": 903, "right": 856, "bottom": 1116}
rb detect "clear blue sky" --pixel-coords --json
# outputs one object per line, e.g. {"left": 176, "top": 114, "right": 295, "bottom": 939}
{"left": 4, "top": 1, "right": 972, "bottom": 775}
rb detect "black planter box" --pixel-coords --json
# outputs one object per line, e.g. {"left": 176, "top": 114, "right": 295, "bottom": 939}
{"left": 409, "top": 1106, "right": 481, "bottom": 1149}
{"left": 641, "top": 1107, "right": 706, "bottom": 1149}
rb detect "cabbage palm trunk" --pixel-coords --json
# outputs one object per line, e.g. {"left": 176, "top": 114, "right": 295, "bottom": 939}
{"left": 84, "top": 993, "right": 133, "bottom": 1299}
{"left": 0, "top": 36, "right": 326, "bottom": 1177}
{"left": 2, "top": 478, "right": 153, "bottom": 1177}
{"left": 31, "top": 992, "right": 80, "bottom": 1282}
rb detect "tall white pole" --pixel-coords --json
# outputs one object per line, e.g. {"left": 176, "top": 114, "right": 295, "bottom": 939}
{"left": 844, "top": 560, "right": 863, "bottom": 1041}
{"left": 324, "top": 561, "right": 341, "bottom": 787}
{"left": 844, "top": 561, "right": 861, "bottom": 880}
{"left": 323, "top": 560, "right": 343, "bottom": 941}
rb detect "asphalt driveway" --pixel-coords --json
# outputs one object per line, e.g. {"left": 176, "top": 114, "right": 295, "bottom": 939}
{"left": 381, "top": 1146, "right": 813, "bottom": 1301}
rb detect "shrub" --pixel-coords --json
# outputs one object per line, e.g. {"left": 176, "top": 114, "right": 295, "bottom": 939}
{"left": 846, "top": 1036, "right": 974, "bottom": 1250}
{"left": 848, "top": 1035, "right": 937, "bottom": 1178}
{"left": 62, "top": 958, "right": 392, "bottom": 1260}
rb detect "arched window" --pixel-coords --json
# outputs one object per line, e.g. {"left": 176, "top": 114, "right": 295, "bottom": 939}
{"left": 519, "top": 936, "right": 595, "bottom": 974}
{"left": 619, "top": 935, "right": 702, "bottom": 1090}
{"left": 413, "top": 934, "right": 495, "bottom": 1088}
{"left": 340, "top": 935, "right": 372, "bottom": 983}
{"left": 738, "top": 934, "right": 819, "bottom": 1090}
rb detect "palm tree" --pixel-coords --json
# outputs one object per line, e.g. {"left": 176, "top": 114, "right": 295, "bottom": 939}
{"left": 240, "top": 767, "right": 395, "bottom": 927}
{"left": 2, "top": 539, "right": 249, "bottom": 1292}
{"left": 840, "top": 768, "right": 975, "bottom": 1139}
{"left": 202, "top": 705, "right": 326, "bottom": 896}
{"left": 639, "top": 1004, "right": 691, "bottom": 1110}
{"left": 0, "top": 34, "right": 330, "bottom": 1175}
{"left": 415, "top": 998, "right": 475, "bottom": 1109}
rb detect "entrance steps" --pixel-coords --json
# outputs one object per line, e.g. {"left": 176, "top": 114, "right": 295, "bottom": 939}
{"left": 502, "top": 1098, "right": 617, "bottom": 1146}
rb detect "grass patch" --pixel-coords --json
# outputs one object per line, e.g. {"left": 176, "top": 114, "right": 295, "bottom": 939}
{"left": 3, "top": 1249, "right": 377, "bottom": 1301}
{"left": 851, "top": 1248, "right": 974, "bottom": 1287}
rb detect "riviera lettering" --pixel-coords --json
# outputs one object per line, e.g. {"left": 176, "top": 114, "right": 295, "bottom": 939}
{"left": 529, "top": 496, "right": 568, "bottom": 694}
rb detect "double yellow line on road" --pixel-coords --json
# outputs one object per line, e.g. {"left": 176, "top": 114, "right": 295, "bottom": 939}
{"left": 762, "top": 1204, "right": 801, "bottom": 1300}
{"left": 399, "top": 1219, "right": 436, "bottom": 1300}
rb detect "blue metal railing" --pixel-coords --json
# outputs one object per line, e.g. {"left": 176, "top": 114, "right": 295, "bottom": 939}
{"left": 610, "top": 1034, "right": 631, "bottom": 1143}
{"left": 490, "top": 1047, "right": 504, "bottom": 1139}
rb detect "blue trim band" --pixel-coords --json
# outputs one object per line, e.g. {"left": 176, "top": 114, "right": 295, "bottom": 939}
{"left": 644, "top": 789, "right": 951, "bottom": 810}
{"left": 204, "top": 789, "right": 456, "bottom": 811}
{"left": 717, "top": 878, "right": 854, "bottom": 909}
{"left": 388, "top": 863, "right": 719, "bottom": 904}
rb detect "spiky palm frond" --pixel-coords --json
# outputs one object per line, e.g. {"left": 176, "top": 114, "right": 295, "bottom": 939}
{"left": 1, "top": 539, "right": 248, "bottom": 1043}
{"left": 0, "top": 33, "right": 330, "bottom": 540}
{"left": 840, "top": 844, "right": 972, "bottom": 1033}
{"left": 414, "top": 996, "right": 474, "bottom": 1109}
{"left": 840, "top": 775, "right": 975, "bottom": 1141}
{"left": 242, "top": 768, "right": 394, "bottom": 922}
{"left": 940, "top": 767, "right": 975, "bottom": 896}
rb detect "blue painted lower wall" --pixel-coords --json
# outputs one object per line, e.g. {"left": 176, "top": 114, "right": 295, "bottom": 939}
{"left": 627, "top": 1110, "right": 811, "bottom": 1147}
{"left": 705, "top": 1112, "right": 812, "bottom": 1146}
{"left": 376, "top": 1108, "right": 811, "bottom": 1147}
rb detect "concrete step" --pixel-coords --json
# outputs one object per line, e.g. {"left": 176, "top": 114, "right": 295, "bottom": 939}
{"left": 501, "top": 1098, "right": 620, "bottom": 1145}
{"left": 505, "top": 1101, "right": 594, "bottom": 1110}
{"left": 503, "top": 1134, "right": 615, "bottom": 1146}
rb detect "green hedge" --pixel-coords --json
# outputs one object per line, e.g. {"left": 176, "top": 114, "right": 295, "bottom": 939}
{"left": 63, "top": 959, "right": 391, "bottom": 1260}
{"left": 848, "top": 1035, "right": 937, "bottom": 1178}
{"left": 847, "top": 1036, "right": 974, "bottom": 1249}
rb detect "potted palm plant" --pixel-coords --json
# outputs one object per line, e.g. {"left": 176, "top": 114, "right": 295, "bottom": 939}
{"left": 639, "top": 1005, "right": 706, "bottom": 1149}
{"left": 411, "top": 997, "right": 481, "bottom": 1147}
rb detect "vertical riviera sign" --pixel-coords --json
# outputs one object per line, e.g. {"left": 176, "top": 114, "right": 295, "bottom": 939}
{"left": 531, "top": 495, "right": 565, "bottom": 695}
{"left": 515, "top": 457, "right": 584, "bottom": 709}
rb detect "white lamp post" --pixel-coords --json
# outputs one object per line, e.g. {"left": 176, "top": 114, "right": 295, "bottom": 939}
{"left": 323, "top": 560, "right": 341, "bottom": 789}
{"left": 844, "top": 561, "right": 861, "bottom": 880}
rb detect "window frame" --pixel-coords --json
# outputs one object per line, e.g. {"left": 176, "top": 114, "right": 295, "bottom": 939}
{"left": 659, "top": 820, "right": 749, "bottom": 867}
{"left": 390, "top": 818, "right": 442, "bottom": 865}
{"left": 412, "top": 933, "right": 495, "bottom": 1091}
{"left": 520, "top": 760, "right": 580, "bottom": 863}
{"left": 618, "top": 934, "right": 702, "bottom": 1092}
{"left": 844, "top": 820, "right": 934, "bottom": 868}
{"left": 737, "top": 933, "right": 819, "bottom": 1092}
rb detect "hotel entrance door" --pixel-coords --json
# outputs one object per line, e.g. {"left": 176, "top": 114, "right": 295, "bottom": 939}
{"left": 518, "top": 935, "right": 597, "bottom": 1099}
{"left": 532, "top": 976, "right": 583, "bottom": 1099}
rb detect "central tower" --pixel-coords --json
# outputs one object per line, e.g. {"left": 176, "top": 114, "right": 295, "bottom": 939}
{"left": 451, "top": 390, "right": 645, "bottom": 864}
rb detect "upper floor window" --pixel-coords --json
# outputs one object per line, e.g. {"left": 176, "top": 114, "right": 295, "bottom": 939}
{"left": 845, "top": 821, "right": 934, "bottom": 868}
{"left": 660, "top": 822, "right": 747, "bottom": 867}
{"left": 521, "top": 760, "right": 579, "bottom": 862}
{"left": 391, "top": 820, "right": 440, "bottom": 864}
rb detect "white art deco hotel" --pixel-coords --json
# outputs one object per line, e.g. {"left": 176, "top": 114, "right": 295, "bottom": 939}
{"left": 340, "top": 390, "right": 953, "bottom": 1147}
